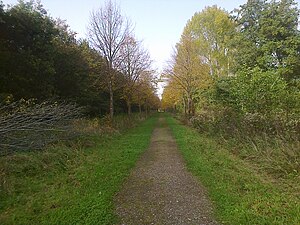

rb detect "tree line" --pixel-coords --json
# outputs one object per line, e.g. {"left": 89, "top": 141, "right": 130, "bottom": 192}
{"left": 162, "top": 0, "right": 300, "bottom": 136}
{"left": 0, "top": 0, "right": 160, "bottom": 117}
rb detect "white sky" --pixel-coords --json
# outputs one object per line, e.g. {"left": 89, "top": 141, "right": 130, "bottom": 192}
{"left": 3, "top": 0, "right": 300, "bottom": 96}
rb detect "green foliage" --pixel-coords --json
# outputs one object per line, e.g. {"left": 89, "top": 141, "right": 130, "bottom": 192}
{"left": 224, "top": 68, "right": 290, "bottom": 114}
{"left": 204, "top": 68, "right": 300, "bottom": 136}
{"left": 0, "top": 1, "right": 90, "bottom": 101}
{"left": 162, "top": 6, "right": 232, "bottom": 115}
{"left": 167, "top": 115, "right": 300, "bottom": 225}
{"left": 232, "top": 0, "right": 300, "bottom": 80}
{"left": 0, "top": 115, "right": 158, "bottom": 224}
{"left": 0, "top": 1, "right": 57, "bottom": 99}
{"left": 187, "top": 5, "right": 235, "bottom": 77}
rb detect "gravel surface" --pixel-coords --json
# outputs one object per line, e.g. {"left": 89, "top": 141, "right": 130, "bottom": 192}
{"left": 114, "top": 117, "right": 219, "bottom": 225}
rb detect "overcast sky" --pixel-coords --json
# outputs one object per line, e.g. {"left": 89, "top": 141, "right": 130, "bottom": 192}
{"left": 3, "top": 0, "right": 300, "bottom": 72}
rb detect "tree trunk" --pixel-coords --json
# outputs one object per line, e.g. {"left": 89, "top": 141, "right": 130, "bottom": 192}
{"left": 187, "top": 95, "right": 193, "bottom": 116}
{"left": 183, "top": 96, "right": 187, "bottom": 116}
{"left": 139, "top": 102, "right": 142, "bottom": 115}
{"left": 109, "top": 78, "right": 114, "bottom": 120}
{"left": 145, "top": 99, "right": 148, "bottom": 117}
{"left": 191, "top": 99, "right": 195, "bottom": 116}
{"left": 127, "top": 99, "right": 132, "bottom": 116}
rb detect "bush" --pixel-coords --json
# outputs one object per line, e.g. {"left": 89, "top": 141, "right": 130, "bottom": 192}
{"left": 204, "top": 68, "right": 300, "bottom": 137}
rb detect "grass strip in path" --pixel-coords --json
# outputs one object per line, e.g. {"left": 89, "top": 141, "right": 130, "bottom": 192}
{"left": 0, "top": 115, "right": 157, "bottom": 225}
{"left": 166, "top": 115, "right": 300, "bottom": 225}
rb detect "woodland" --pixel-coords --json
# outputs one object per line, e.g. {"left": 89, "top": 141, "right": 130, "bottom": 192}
{"left": 0, "top": 0, "right": 160, "bottom": 153}
{"left": 0, "top": 0, "right": 300, "bottom": 224}
{"left": 0, "top": 0, "right": 159, "bottom": 116}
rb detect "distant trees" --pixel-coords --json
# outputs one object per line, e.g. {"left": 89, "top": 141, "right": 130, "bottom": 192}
{"left": 161, "top": 78, "right": 181, "bottom": 112}
{"left": 119, "top": 36, "right": 152, "bottom": 115}
{"left": 136, "top": 71, "right": 160, "bottom": 115}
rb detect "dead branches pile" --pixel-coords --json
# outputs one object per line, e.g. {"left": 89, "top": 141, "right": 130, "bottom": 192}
{"left": 0, "top": 100, "right": 82, "bottom": 155}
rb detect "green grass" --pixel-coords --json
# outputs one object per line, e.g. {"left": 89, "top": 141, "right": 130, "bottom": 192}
{"left": 166, "top": 114, "right": 300, "bottom": 225}
{"left": 0, "top": 115, "right": 158, "bottom": 225}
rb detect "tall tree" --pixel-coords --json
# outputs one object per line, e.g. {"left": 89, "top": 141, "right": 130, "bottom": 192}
{"left": 232, "top": 0, "right": 300, "bottom": 80}
{"left": 88, "top": 0, "right": 131, "bottom": 119}
{"left": 164, "top": 31, "right": 210, "bottom": 116}
{"left": 187, "top": 6, "right": 235, "bottom": 77}
{"left": 0, "top": 0, "right": 58, "bottom": 100}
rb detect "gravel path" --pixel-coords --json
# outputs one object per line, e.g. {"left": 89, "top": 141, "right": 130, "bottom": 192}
{"left": 114, "top": 117, "right": 219, "bottom": 225}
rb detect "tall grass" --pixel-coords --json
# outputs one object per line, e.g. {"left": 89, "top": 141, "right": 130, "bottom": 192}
{"left": 187, "top": 108, "right": 300, "bottom": 183}
{"left": 73, "top": 112, "right": 149, "bottom": 135}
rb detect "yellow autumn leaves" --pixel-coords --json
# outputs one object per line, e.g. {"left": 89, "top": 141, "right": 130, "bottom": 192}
{"left": 162, "top": 6, "right": 235, "bottom": 115}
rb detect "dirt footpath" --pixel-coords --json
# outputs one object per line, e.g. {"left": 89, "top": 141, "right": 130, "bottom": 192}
{"left": 114, "top": 117, "right": 219, "bottom": 225}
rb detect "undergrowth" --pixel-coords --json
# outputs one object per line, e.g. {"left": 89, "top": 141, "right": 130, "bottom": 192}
{"left": 186, "top": 111, "right": 300, "bottom": 186}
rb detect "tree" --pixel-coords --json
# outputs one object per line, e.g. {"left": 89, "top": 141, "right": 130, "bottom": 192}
{"left": 78, "top": 40, "right": 111, "bottom": 116}
{"left": 163, "top": 30, "right": 210, "bottom": 116}
{"left": 0, "top": 0, "right": 58, "bottom": 100}
{"left": 0, "top": 1, "right": 113, "bottom": 116}
{"left": 161, "top": 79, "right": 182, "bottom": 112}
{"left": 88, "top": 0, "right": 131, "bottom": 119}
{"left": 162, "top": 6, "right": 234, "bottom": 116}
{"left": 187, "top": 6, "right": 235, "bottom": 77}
{"left": 232, "top": 0, "right": 300, "bottom": 80}
{"left": 118, "top": 35, "right": 152, "bottom": 115}
{"left": 52, "top": 20, "right": 90, "bottom": 101}
{"left": 135, "top": 70, "right": 159, "bottom": 115}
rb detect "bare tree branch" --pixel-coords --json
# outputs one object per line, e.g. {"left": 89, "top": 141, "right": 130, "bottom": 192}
{"left": 87, "top": 0, "right": 132, "bottom": 119}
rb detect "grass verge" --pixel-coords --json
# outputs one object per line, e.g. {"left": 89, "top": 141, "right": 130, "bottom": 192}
{"left": 0, "top": 115, "right": 157, "bottom": 225}
{"left": 166, "top": 114, "right": 300, "bottom": 225}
